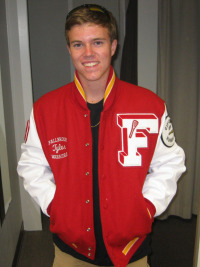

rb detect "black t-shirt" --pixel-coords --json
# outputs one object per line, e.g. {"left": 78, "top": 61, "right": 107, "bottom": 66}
{"left": 53, "top": 99, "right": 151, "bottom": 265}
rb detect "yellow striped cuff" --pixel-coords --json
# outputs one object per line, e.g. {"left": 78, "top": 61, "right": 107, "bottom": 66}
{"left": 122, "top": 237, "right": 139, "bottom": 256}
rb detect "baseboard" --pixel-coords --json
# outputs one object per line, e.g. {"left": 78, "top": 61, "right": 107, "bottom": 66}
{"left": 12, "top": 222, "right": 24, "bottom": 267}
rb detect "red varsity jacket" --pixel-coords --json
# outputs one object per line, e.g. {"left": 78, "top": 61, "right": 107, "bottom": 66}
{"left": 18, "top": 67, "right": 186, "bottom": 267}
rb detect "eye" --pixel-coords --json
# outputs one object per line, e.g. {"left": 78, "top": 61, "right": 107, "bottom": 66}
{"left": 94, "top": 40, "right": 104, "bottom": 46}
{"left": 72, "top": 43, "right": 83, "bottom": 48}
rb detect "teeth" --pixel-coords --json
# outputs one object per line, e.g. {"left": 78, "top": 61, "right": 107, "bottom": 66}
{"left": 84, "top": 62, "right": 98, "bottom": 67}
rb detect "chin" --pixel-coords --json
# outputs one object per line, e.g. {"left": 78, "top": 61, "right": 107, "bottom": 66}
{"left": 82, "top": 72, "right": 101, "bottom": 81}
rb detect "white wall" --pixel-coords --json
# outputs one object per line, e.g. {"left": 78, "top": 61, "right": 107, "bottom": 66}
{"left": 27, "top": 0, "right": 70, "bottom": 101}
{"left": 0, "top": 0, "right": 25, "bottom": 265}
{"left": 138, "top": 0, "right": 158, "bottom": 93}
{"left": 0, "top": 68, "right": 11, "bottom": 213}
{"left": 5, "top": 0, "right": 42, "bottom": 231}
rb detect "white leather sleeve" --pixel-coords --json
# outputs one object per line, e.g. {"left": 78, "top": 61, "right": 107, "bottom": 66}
{"left": 17, "top": 109, "right": 56, "bottom": 216}
{"left": 142, "top": 106, "right": 186, "bottom": 217}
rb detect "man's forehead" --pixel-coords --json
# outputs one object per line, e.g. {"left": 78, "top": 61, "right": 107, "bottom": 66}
{"left": 68, "top": 23, "right": 108, "bottom": 34}
{"left": 68, "top": 23, "right": 109, "bottom": 41}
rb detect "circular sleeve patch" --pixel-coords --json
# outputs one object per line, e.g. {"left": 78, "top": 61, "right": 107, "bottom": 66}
{"left": 161, "top": 116, "right": 175, "bottom": 147}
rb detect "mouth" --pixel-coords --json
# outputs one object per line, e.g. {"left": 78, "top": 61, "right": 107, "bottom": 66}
{"left": 82, "top": 62, "right": 99, "bottom": 67}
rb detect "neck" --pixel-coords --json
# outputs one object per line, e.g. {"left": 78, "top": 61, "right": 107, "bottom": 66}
{"left": 81, "top": 77, "right": 108, "bottom": 104}
{"left": 85, "top": 84, "right": 105, "bottom": 103}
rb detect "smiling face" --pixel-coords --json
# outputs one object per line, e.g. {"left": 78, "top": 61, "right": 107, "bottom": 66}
{"left": 67, "top": 23, "right": 117, "bottom": 86}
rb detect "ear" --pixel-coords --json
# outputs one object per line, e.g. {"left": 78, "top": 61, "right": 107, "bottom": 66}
{"left": 67, "top": 45, "right": 71, "bottom": 55}
{"left": 111, "top": 39, "right": 117, "bottom": 57}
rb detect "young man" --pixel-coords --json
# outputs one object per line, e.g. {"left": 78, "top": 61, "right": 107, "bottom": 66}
{"left": 17, "top": 4, "right": 186, "bottom": 267}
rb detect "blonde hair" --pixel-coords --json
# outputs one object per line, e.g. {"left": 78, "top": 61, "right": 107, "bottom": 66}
{"left": 65, "top": 4, "right": 118, "bottom": 46}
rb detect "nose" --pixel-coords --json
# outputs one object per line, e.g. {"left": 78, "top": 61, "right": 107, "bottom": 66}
{"left": 84, "top": 44, "right": 94, "bottom": 57}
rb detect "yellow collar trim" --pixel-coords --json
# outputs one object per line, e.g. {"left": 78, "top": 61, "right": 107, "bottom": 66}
{"left": 104, "top": 71, "right": 115, "bottom": 104}
{"left": 74, "top": 74, "right": 86, "bottom": 101}
{"left": 74, "top": 71, "right": 116, "bottom": 104}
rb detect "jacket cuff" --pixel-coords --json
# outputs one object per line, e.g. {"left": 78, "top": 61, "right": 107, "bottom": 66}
{"left": 144, "top": 198, "right": 156, "bottom": 220}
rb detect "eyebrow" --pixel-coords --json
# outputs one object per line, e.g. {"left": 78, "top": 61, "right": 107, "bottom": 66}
{"left": 70, "top": 40, "right": 82, "bottom": 44}
{"left": 70, "top": 38, "right": 107, "bottom": 44}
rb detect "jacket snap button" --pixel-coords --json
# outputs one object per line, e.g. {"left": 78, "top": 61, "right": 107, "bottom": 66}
{"left": 86, "top": 200, "right": 90, "bottom": 204}
{"left": 86, "top": 172, "right": 89, "bottom": 176}
{"left": 85, "top": 143, "right": 89, "bottom": 147}
{"left": 88, "top": 247, "right": 92, "bottom": 251}
{"left": 84, "top": 114, "right": 88, "bottom": 117}
{"left": 87, "top": 227, "right": 91, "bottom": 232}
{"left": 88, "top": 253, "right": 91, "bottom": 257}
